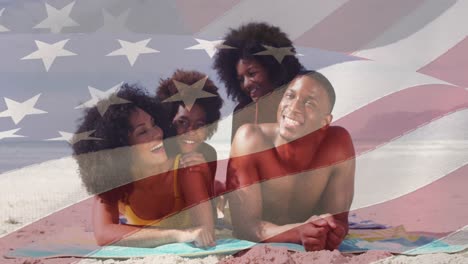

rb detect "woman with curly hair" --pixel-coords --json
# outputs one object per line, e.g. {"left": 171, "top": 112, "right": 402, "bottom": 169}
{"left": 213, "top": 22, "right": 304, "bottom": 140}
{"left": 156, "top": 70, "right": 224, "bottom": 199}
{"left": 72, "top": 84, "right": 215, "bottom": 247}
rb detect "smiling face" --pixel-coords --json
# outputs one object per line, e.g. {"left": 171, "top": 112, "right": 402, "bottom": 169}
{"left": 172, "top": 104, "right": 208, "bottom": 153}
{"left": 128, "top": 107, "right": 167, "bottom": 168}
{"left": 277, "top": 75, "right": 332, "bottom": 142}
{"left": 236, "top": 58, "right": 275, "bottom": 102}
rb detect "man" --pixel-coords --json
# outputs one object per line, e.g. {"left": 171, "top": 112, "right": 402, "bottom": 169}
{"left": 227, "top": 71, "right": 355, "bottom": 251}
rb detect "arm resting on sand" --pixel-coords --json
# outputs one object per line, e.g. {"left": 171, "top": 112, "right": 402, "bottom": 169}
{"left": 178, "top": 161, "right": 216, "bottom": 247}
{"left": 318, "top": 127, "right": 356, "bottom": 249}
{"left": 228, "top": 185, "right": 330, "bottom": 248}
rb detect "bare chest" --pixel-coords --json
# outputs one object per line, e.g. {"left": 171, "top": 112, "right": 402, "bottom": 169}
{"left": 258, "top": 161, "right": 332, "bottom": 224}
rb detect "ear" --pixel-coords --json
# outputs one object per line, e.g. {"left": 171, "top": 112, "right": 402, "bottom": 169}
{"left": 320, "top": 114, "right": 333, "bottom": 129}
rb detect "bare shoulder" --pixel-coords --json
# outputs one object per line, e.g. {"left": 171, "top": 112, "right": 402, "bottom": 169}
{"left": 258, "top": 123, "right": 278, "bottom": 138}
{"left": 326, "top": 126, "right": 352, "bottom": 140}
{"left": 231, "top": 123, "right": 274, "bottom": 156}
{"left": 320, "top": 126, "right": 355, "bottom": 162}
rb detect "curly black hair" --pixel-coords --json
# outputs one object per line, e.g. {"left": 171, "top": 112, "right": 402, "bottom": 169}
{"left": 72, "top": 83, "right": 170, "bottom": 202}
{"left": 213, "top": 22, "right": 304, "bottom": 105}
{"left": 156, "top": 69, "right": 223, "bottom": 140}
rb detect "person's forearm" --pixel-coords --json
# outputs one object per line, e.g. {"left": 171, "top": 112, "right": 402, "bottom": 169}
{"left": 235, "top": 220, "right": 302, "bottom": 243}
{"left": 260, "top": 222, "right": 303, "bottom": 243}
{"left": 95, "top": 224, "right": 190, "bottom": 247}
{"left": 334, "top": 212, "right": 349, "bottom": 235}
{"left": 180, "top": 170, "right": 215, "bottom": 230}
{"left": 189, "top": 200, "right": 215, "bottom": 229}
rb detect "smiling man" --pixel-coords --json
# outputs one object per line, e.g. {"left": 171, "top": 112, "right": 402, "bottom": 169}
{"left": 227, "top": 71, "right": 355, "bottom": 251}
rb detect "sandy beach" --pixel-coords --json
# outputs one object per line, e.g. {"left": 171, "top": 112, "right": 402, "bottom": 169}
{"left": 1, "top": 154, "right": 467, "bottom": 264}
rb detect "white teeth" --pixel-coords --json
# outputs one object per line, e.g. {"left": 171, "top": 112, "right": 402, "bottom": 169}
{"left": 151, "top": 142, "right": 163, "bottom": 152}
{"left": 183, "top": 139, "right": 196, "bottom": 144}
{"left": 284, "top": 116, "right": 301, "bottom": 126}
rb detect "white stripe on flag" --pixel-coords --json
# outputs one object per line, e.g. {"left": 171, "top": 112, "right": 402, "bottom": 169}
{"left": 352, "top": 108, "right": 468, "bottom": 210}
{"left": 197, "top": 0, "right": 348, "bottom": 39}
{"left": 294, "top": 0, "right": 426, "bottom": 53}
{"left": 319, "top": 60, "right": 453, "bottom": 120}
{"left": 0, "top": 157, "right": 87, "bottom": 237}
{"left": 354, "top": 0, "right": 468, "bottom": 71}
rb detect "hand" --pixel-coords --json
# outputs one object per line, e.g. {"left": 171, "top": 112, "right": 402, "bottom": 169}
{"left": 180, "top": 152, "right": 210, "bottom": 174}
{"left": 177, "top": 226, "right": 215, "bottom": 248}
{"left": 192, "top": 226, "right": 216, "bottom": 248}
{"left": 307, "top": 214, "right": 336, "bottom": 229}
{"left": 326, "top": 223, "right": 346, "bottom": 250}
{"left": 296, "top": 222, "right": 328, "bottom": 251}
{"left": 307, "top": 214, "right": 346, "bottom": 250}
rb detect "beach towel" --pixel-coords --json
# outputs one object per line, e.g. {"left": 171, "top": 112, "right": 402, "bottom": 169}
{"left": 6, "top": 225, "right": 468, "bottom": 259}
{"left": 342, "top": 225, "right": 468, "bottom": 254}
{"left": 6, "top": 239, "right": 256, "bottom": 259}
{"left": 348, "top": 213, "right": 390, "bottom": 229}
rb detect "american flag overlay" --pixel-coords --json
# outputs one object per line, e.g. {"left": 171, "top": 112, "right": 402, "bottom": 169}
{"left": 0, "top": 0, "right": 467, "bottom": 262}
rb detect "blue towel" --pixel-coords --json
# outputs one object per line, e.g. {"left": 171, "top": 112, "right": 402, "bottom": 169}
{"left": 348, "top": 213, "right": 390, "bottom": 229}
{"left": 7, "top": 233, "right": 467, "bottom": 259}
{"left": 6, "top": 239, "right": 257, "bottom": 259}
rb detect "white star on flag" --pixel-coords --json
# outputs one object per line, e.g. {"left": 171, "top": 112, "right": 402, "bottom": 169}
{"left": 162, "top": 76, "right": 217, "bottom": 111}
{"left": 97, "top": 9, "right": 130, "bottom": 33}
{"left": 0, "top": 94, "right": 47, "bottom": 125}
{"left": 106, "top": 39, "right": 159, "bottom": 66}
{"left": 185, "top": 38, "right": 235, "bottom": 58}
{"left": 21, "top": 39, "right": 77, "bottom": 71}
{"left": 0, "top": 8, "right": 9, "bottom": 32}
{"left": 47, "top": 130, "right": 101, "bottom": 145}
{"left": 33, "top": 2, "right": 79, "bottom": 33}
{"left": 254, "top": 45, "right": 296, "bottom": 63}
{"left": 0, "top": 128, "right": 25, "bottom": 141}
{"left": 75, "top": 83, "right": 131, "bottom": 116}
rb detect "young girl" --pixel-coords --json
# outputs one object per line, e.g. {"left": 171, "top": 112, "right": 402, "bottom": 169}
{"left": 72, "top": 84, "right": 214, "bottom": 247}
{"left": 156, "top": 70, "right": 224, "bottom": 201}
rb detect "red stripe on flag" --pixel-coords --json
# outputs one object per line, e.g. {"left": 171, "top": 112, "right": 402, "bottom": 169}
{"left": 294, "top": 0, "right": 425, "bottom": 53}
{"left": 418, "top": 37, "right": 468, "bottom": 88}
{"left": 334, "top": 84, "right": 468, "bottom": 153}
{"left": 174, "top": 0, "right": 241, "bottom": 34}
{"left": 0, "top": 199, "right": 95, "bottom": 263}
{"left": 352, "top": 163, "right": 468, "bottom": 234}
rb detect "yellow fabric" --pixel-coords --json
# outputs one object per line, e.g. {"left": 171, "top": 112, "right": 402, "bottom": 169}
{"left": 347, "top": 225, "right": 420, "bottom": 242}
{"left": 119, "top": 154, "right": 192, "bottom": 228}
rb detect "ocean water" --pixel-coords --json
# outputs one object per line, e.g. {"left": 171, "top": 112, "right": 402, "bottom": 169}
{"left": 0, "top": 140, "right": 232, "bottom": 175}
{"left": 2, "top": 139, "right": 467, "bottom": 173}
{"left": 0, "top": 141, "right": 73, "bottom": 174}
